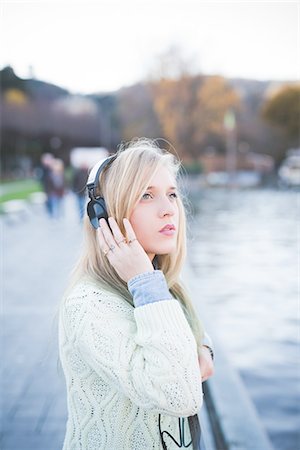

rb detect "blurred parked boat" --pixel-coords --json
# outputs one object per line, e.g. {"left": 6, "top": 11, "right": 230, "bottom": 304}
{"left": 278, "top": 148, "right": 300, "bottom": 187}
{"left": 205, "top": 170, "right": 262, "bottom": 188}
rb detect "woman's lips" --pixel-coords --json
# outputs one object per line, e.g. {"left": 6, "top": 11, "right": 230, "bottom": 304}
{"left": 159, "top": 224, "right": 176, "bottom": 232}
{"left": 159, "top": 229, "right": 176, "bottom": 236}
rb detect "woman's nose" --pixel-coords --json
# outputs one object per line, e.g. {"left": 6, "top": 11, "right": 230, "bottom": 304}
{"left": 158, "top": 198, "right": 176, "bottom": 217}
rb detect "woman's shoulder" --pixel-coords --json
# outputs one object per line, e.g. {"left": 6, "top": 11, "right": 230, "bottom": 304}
{"left": 62, "top": 275, "right": 133, "bottom": 315}
{"left": 64, "top": 276, "right": 106, "bottom": 298}
{"left": 60, "top": 277, "right": 135, "bottom": 340}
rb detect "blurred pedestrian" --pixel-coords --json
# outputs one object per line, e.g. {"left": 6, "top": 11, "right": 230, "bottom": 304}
{"left": 48, "top": 158, "right": 66, "bottom": 219}
{"left": 40, "top": 152, "right": 55, "bottom": 216}
{"left": 71, "top": 163, "right": 89, "bottom": 222}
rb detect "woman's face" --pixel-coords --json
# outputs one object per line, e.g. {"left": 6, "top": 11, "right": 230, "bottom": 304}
{"left": 129, "top": 165, "right": 179, "bottom": 261}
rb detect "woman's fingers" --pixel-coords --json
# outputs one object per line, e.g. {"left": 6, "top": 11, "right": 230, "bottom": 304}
{"left": 123, "top": 218, "right": 137, "bottom": 243}
{"left": 99, "top": 218, "right": 118, "bottom": 249}
{"left": 99, "top": 217, "right": 129, "bottom": 252}
{"left": 99, "top": 217, "right": 136, "bottom": 247}
{"left": 98, "top": 217, "right": 141, "bottom": 267}
{"left": 97, "top": 227, "right": 110, "bottom": 254}
{"left": 108, "top": 217, "right": 127, "bottom": 245}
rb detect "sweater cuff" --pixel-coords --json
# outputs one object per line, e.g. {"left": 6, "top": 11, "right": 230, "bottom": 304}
{"left": 127, "top": 270, "right": 173, "bottom": 308}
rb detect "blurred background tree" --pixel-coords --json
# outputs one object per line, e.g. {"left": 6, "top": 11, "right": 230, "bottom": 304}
{"left": 262, "top": 84, "right": 300, "bottom": 142}
{"left": 151, "top": 74, "right": 240, "bottom": 160}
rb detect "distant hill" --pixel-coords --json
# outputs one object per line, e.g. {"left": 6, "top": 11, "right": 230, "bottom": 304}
{"left": 228, "top": 77, "right": 271, "bottom": 98}
{"left": 25, "top": 78, "right": 69, "bottom": 100}
{"left": 0, "top": 66, "right": 69, "bottom": 100}
{"left": 1, "top": 65, "right": 293, "bottom": 104}
{"left": 228, "top": 77, "right": 296, "bottom": 112}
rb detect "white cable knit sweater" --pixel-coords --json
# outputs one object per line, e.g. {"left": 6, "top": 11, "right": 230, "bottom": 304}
{"left": 58, "top": 277, "right": 204, "bottom": 450}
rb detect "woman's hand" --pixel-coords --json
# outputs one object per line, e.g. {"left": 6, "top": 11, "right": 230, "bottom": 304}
{"left": 198, "top": 346, "right": 215, "bottom": 382}
{"left": 97, "top": 217, "right": 154, "bottom": 283}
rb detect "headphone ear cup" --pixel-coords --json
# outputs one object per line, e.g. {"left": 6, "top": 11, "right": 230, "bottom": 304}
{"left": 87, "top": 197, "right": 108, "bottom": 229}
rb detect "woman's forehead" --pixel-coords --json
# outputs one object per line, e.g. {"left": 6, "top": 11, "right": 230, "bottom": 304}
{"left": 148, "top": 166, "right": 177, "bottom": 187}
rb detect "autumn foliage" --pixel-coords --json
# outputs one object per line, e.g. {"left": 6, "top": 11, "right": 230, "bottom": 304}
{"left": 262, "top": 84, "right": 300, "bottom": 140}
{"left": 151, "top": 75, "right": 239, "bottom": 160}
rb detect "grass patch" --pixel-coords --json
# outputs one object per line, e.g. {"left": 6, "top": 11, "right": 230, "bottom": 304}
{"left": 0, "top": 179, "right": 43, "bottom": 204}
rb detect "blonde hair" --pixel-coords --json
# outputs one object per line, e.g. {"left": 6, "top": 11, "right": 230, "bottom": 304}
{"left": 65, "top": 138, "right": 205, "bottom": 355}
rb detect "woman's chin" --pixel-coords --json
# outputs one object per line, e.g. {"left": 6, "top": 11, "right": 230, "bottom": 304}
{"left": 151, "top": 244, "right": 177, "bottom": 255}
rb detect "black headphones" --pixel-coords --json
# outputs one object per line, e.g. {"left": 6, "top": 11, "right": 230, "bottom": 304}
{"left": 86, "top": 154, "right": 118, "bottom": 229}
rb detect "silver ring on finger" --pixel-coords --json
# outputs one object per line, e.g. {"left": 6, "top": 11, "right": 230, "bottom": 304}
{"left": 109, "top": 244, "right": 116, "bottom": 252}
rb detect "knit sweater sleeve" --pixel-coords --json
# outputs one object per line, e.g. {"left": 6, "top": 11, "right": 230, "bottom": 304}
{"left": 67, "top": 282, "right": 203, "bottom": 418}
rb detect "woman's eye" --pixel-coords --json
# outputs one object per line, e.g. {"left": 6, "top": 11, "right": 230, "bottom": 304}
{"left": 142, "top": 193, "right": 152, "bottom": 200}
{"left": 169, "top": 193, "right": 178, "bottom": 199}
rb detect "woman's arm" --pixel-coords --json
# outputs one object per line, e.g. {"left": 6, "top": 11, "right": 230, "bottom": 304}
{"left": 64, "top": 283, "right": 204, "bottom": 418}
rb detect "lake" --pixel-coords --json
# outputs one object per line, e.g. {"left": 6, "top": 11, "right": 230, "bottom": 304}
{"left": 186, "top": 187, "right": 299, "bottom": 450}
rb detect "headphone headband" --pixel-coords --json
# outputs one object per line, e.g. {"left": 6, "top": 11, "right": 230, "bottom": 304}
{"left": 86, "top": 153, "right": 118, "bottom": 229}
{"left": 87, "top": 154, "right": 118, "bottom": 199}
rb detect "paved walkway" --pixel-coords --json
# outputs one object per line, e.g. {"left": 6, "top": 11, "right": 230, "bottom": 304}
{"left": 1, "top": 195, "right": 83, "bottom": 450}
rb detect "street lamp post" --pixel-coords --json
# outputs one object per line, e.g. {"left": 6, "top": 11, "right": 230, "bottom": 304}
{"left": 224, "top": 109, "right": 237, "bottom": 187}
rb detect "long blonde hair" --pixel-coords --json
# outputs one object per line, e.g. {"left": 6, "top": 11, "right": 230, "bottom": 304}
{"left": 65, "top": 138, "right": 205, "bottom": 354}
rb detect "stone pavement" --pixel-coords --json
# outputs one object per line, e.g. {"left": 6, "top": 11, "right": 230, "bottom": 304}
{"left": 1, "top": 194, "right": 83, "bottom": 450}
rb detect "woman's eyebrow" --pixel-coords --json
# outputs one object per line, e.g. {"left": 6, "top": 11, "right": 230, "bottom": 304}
{"left": 146, "top": 185, "right": 177, "bottom": 190}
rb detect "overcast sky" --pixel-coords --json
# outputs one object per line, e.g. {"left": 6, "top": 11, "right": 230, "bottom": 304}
{"left": 1, "top": 0, "right": 298, "bottom": 94}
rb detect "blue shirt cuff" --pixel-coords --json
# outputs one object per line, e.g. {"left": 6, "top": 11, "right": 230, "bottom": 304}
{"left": 127, "top": 270, "right": 174, "bottom": 308}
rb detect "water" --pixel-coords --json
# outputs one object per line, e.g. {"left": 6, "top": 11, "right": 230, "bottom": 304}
{"left": 186, "top": 187, "right": 299, "bottom": 450}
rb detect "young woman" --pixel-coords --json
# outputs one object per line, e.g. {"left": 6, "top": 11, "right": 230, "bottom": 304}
{"left": 59, "top": 138, "right": 214, "bottom": 449}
